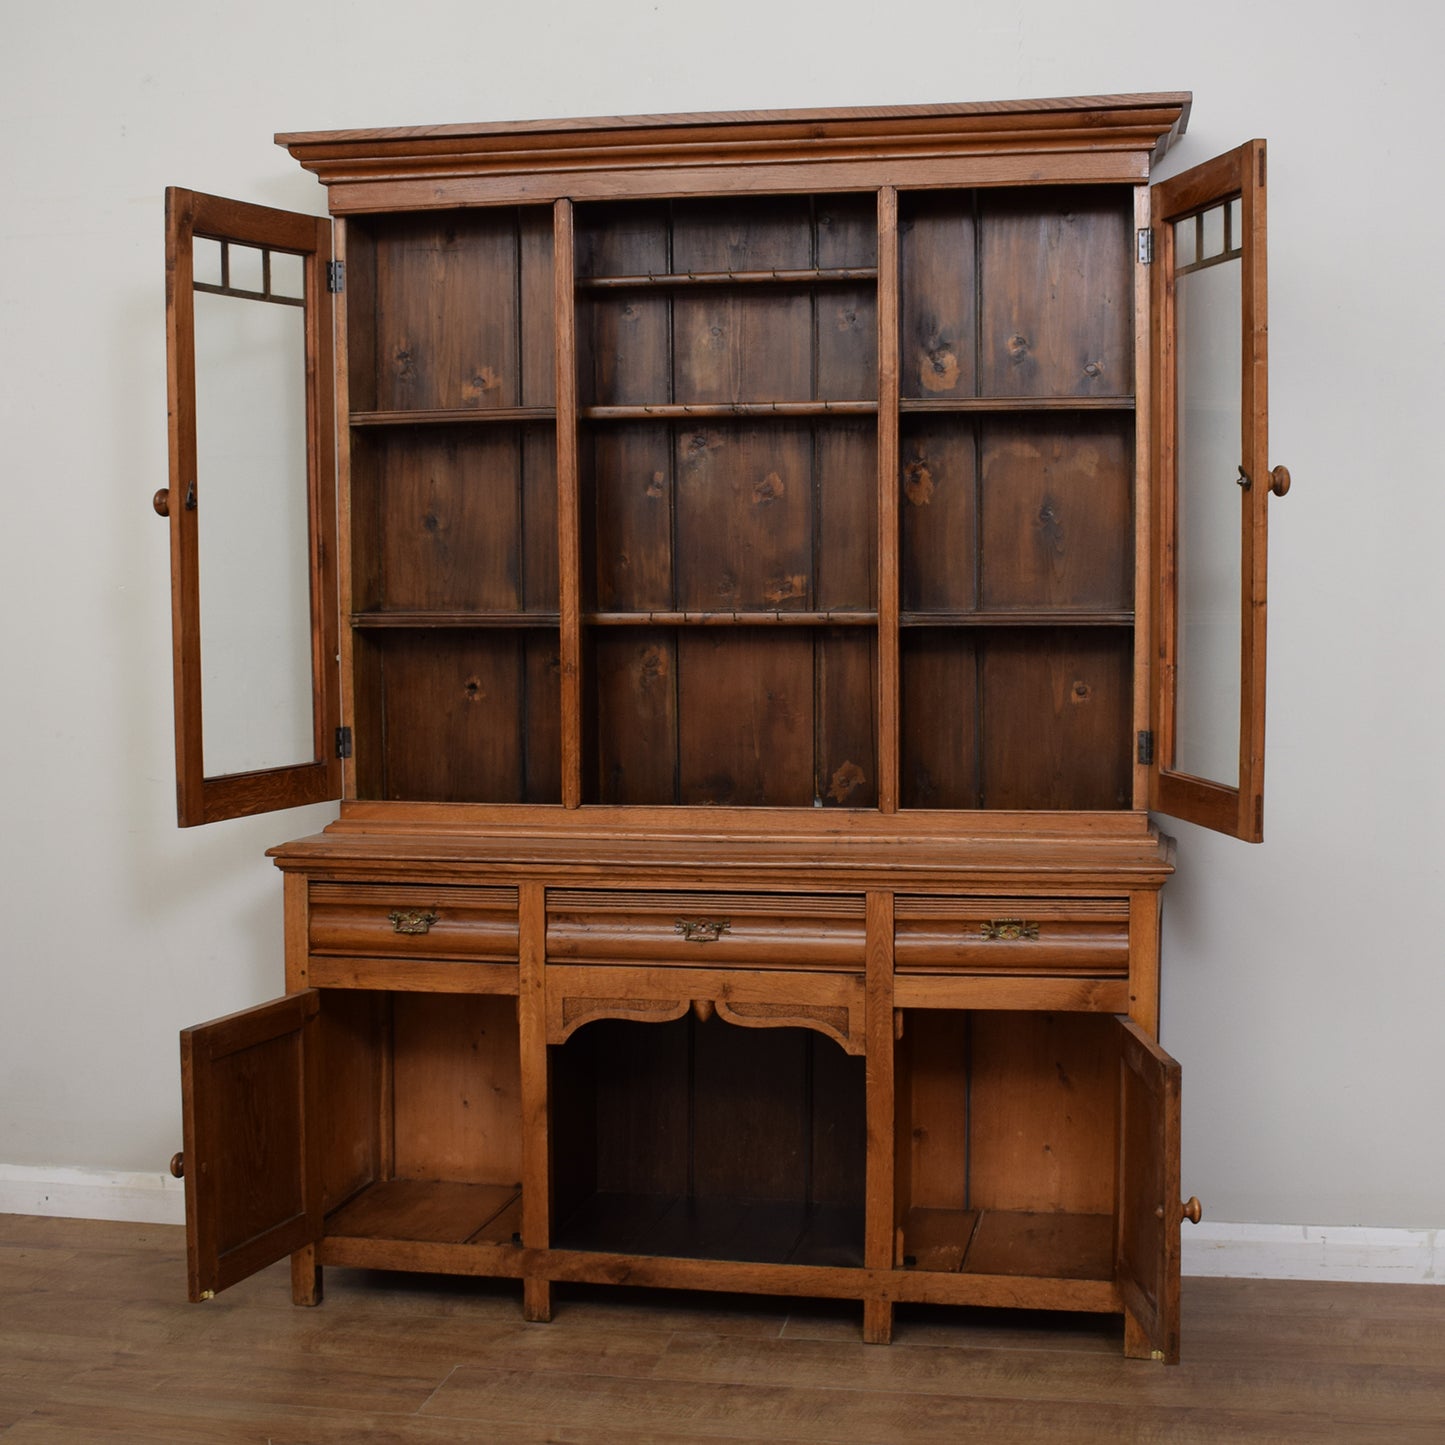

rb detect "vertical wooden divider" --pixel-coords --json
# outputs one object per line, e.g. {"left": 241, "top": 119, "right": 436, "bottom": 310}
{"left": 518, "top": 880, "right": 552, "bottom": 1321}
{"left": 863, "top": 888, "right": 895, "bottom": 1343}
{"left": 1127, "top": 888, "right": 1161, "bottom": 1035}
{"left": 554, "top": 199, "right": 582, "bottom": 809}
{"left": 333, "top": 216, "right": 357, "bottom": 805}
{"left": 876, "top": 189, "right": 900, "bottom": 814}
{"left": 283, "top": 871, "right": 322, "bottom": 1305}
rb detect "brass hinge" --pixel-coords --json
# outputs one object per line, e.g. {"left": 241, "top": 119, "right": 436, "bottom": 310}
{"left": 336, "top": 726, "right": 353, "bottom": 759}
{"left": 327, "top": 260, "right": 345, "bottom": 293}
{"left": 1137, "top": 730, "right": 1155, "bottom": 765}
{"left": 1137, "top": 229, "right": 1154, "bottom": 265}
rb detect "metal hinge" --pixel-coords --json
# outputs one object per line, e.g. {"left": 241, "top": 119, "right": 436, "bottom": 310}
{"left": 336, "top": 726, "right": 353, "bottom": 759}
{"left": 1137, "top": 730, "right": 1155, "bottom": 765}
{"left": 327, "top": 260, "right": 345, "bottom": 293}
{"left": 1137, "top": 229, "right": 1154, "bottom": 265}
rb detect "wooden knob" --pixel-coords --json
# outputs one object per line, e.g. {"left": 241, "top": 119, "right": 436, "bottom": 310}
{"left": 1182, "top": 1195, "right": 1202, "bottom": 1224}
{"left": 169, "top": 1152, "right": 185, "bottom": 1179}
{"left": 1269, "top": 465, "right": 1291, "bottom": 498}
{"left": 153, "top": 488, "right": 170, "bottom": 517}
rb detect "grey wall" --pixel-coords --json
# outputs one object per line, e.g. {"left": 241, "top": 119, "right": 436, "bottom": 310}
{"left": 2, "top": 0, "right": 1441, "bottom": 1229}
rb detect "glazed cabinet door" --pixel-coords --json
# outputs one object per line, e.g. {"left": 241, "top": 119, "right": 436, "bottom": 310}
{"left": 162, "top": 189, "right": 340, "bottom": 825}
{"left": 1115, "top": 1016, "right": 1184, "bottom": 1363}
{"left": 178, "top": 991, "right": 321, "bottom": 1301}
{"left": 1150, "top": 142, "right": 1287, "bottom": 841}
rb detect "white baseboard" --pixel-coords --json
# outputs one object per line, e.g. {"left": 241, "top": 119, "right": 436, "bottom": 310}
{"left": 0, "top": 1165, "right": 186, "bottom": 1226}
{"left": 1, "top": 1167, "right": 1439, "bottom": 1285}
{"left": 1184, "top": 1222, "right": 1441, "bottom": 1284}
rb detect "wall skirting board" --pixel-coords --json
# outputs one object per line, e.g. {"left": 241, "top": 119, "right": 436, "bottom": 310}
{"left": 0, "top": 1165, "right": 1439, "bottom": 1284}
{"left": 0, "top": 1166, "right": 186, "bottom": 1228}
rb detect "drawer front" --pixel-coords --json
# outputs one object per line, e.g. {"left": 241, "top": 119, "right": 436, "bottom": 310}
{"left": 308, "top": 883, "right": 519, "bottom": 961}
{"left": 547, "top": 890, "right": 865, "bottom": 969}
{"left": 894, "top": 897, "right": 1129, "bottom": 974}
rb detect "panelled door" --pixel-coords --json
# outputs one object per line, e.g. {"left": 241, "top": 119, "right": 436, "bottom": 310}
{"left": 178, "top": 991, "right": 322, "bottom": 1300}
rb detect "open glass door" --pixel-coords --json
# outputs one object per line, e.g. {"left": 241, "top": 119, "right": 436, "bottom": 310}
{"left": 1150, "top": 142, "right": 1288, "bottom": 841}
{"left": 162, "top": 189, "right": 340, "bottom": 825}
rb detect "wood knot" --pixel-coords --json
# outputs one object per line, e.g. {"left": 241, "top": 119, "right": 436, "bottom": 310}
{"left": 754, "top": 471, "right": 784, "bottom": 503}
{"left": 903, "top": 459, "right": 934, "bottom": 506}
{"left": 919, "top": 341, "right": 960, "bottom": 393}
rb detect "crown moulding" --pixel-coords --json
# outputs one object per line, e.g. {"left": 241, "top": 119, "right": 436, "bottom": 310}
{"left": 276, "top": 92, "right": 1192, "bottom": 190}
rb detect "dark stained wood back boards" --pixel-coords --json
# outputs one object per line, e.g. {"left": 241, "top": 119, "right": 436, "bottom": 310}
{"left": 163, "top": 95, "right": 1287, "bottom": 1364}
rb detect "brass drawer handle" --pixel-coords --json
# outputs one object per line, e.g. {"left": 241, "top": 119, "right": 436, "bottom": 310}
{"left": 981, "top": 919, "right": 1040, "bottom": 941}
{"left": 389, "top": 908, "right": 440, "bottom": 936}
{"left": 676, "top": 918, "right": 730, "bottom": 944}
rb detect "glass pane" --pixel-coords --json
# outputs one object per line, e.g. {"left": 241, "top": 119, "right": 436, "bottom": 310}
{"left": 227, "top": 240, "right": 265, "bottom": 293}
{"left": 270, "top": 249, "right": 305, "bottom": 300}
{"left": 193, "top": 236, "right": 223, "bottom": 288}
{"left": 1173, "top": 219, "right": 1242, "bottom": 785}
{"left": 194, "top": 287, "right": 315, "bottom": 776}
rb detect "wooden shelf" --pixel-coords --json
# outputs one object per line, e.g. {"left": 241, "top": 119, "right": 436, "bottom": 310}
{"left": 901, "top": 1208, "right": 1114, "bottom": 1281}
{"left": 326, "top": 1179, "right": 522, "bottom": 1245}
{"left": 581, "top": 402, "right": 877, "bottom": 421}
{"left": 900, "top": 610, "right": 1133, "bottom": 628}
{"left": 351, "top": 407, "right": 556, "bottom": 427}
{"left": 351, "top": 611, "right": 561, "bottom": 629}
{"left": 586, "top": 610, "right": 875, "bottom": 628}
{"left": 578, "top": 266, "right": 878, "bottom": 291}
{"left": 899, "top": 397, "right": 1135, "bottom": 413}
{"left": 553, "top": 1192, "right": 864, "bottom": 1267}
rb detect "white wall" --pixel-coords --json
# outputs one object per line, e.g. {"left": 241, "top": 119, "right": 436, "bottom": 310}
{"left": 2, "top": 0, "right": 1441, "bottom": 1240}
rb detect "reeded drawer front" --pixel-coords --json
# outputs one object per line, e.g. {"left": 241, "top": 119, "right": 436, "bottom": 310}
{"left": 308, "top": 883, "right": 519, "bottom": 960}
{"left": 547, "top": 890, "right": 865, "bottom": 969}
{"left": 894, "top": 897, "right": 1129, "bottom": 974}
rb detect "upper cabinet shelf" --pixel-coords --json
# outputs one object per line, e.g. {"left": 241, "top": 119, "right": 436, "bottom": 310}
{"left": 577, "top": 267, "right": 878, "bottom": 291}
{"left": 899, "top": 397, "right": 1133, "bottom": 413}
{"left": 351, "top": 406, "right": 556, "bottom": 427}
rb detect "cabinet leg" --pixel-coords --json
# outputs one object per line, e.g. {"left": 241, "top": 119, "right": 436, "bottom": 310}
{"left": 1123, "top": 1306, "right": 1170, "bottom": 1361}
{"left": 862, "top": 1297, "right": 893, "bottom": 1345}
{"left": 523, "top": 1276, "right": 552, "bottom": 1323}
{"left": 290, "top": 1247, "right": 322, "bottom": 1307}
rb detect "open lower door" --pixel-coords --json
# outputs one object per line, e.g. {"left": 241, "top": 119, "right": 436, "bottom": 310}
{"left": 163, "top": 189, "right": 340, "bottom": 825}
{"left": 178, "top": 991, "right": 321, "bottom": 1301}
{"left": 1150, "top": 141, "right": 1288, "bottom": 841}
{"left": 1115, "top": 1016, "right": 1184, "bottom": 1363}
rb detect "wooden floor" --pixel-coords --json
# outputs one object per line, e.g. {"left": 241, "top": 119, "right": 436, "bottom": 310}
{"left": 3, "top": 1215, "right": 1443, "bottom": 1442}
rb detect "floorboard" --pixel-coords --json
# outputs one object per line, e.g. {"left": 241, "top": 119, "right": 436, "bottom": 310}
{"left": 1, "top": 1215, "right": 1442, "bottom": 1443}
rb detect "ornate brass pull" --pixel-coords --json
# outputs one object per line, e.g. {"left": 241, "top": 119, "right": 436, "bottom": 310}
{"left": 389, "top": 908, "right": 439, "bottom": 936}
{"left": 981, "top": 919, "right": 1039, "bottom": 941}
{"left": 675, "top": 918, "right": 730, "bottom": 944}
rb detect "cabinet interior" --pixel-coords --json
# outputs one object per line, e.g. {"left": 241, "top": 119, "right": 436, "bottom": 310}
{"left": 896, "top": 1009, "right": 1119, "bottom": 1281}
{"left": 550, "top": 1014, "right": 867, "bottom": 1264}
{"left": 316, "top": 989, "right": 525, "bottom": 1246}
{"left": 337, "top": 184, "right": 1140, "bottom": 812}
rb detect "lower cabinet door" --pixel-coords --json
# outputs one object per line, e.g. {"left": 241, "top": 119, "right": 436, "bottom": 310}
{"left": 178, "top": 990, "right": 322, "bottom": 1302}
{"left": 1115, "top": 1016, "right": 1184, "bottom": 1362}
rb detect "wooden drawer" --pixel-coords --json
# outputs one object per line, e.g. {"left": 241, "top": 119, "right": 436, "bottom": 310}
{"left": 546, "top": 890, "right": 865, "bottom": 970}
{"left": 308, "top": 883, "right": 519, "bottom": 961}
{"left": 894, "top": 897, "right": 1129, "bottom": 975}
